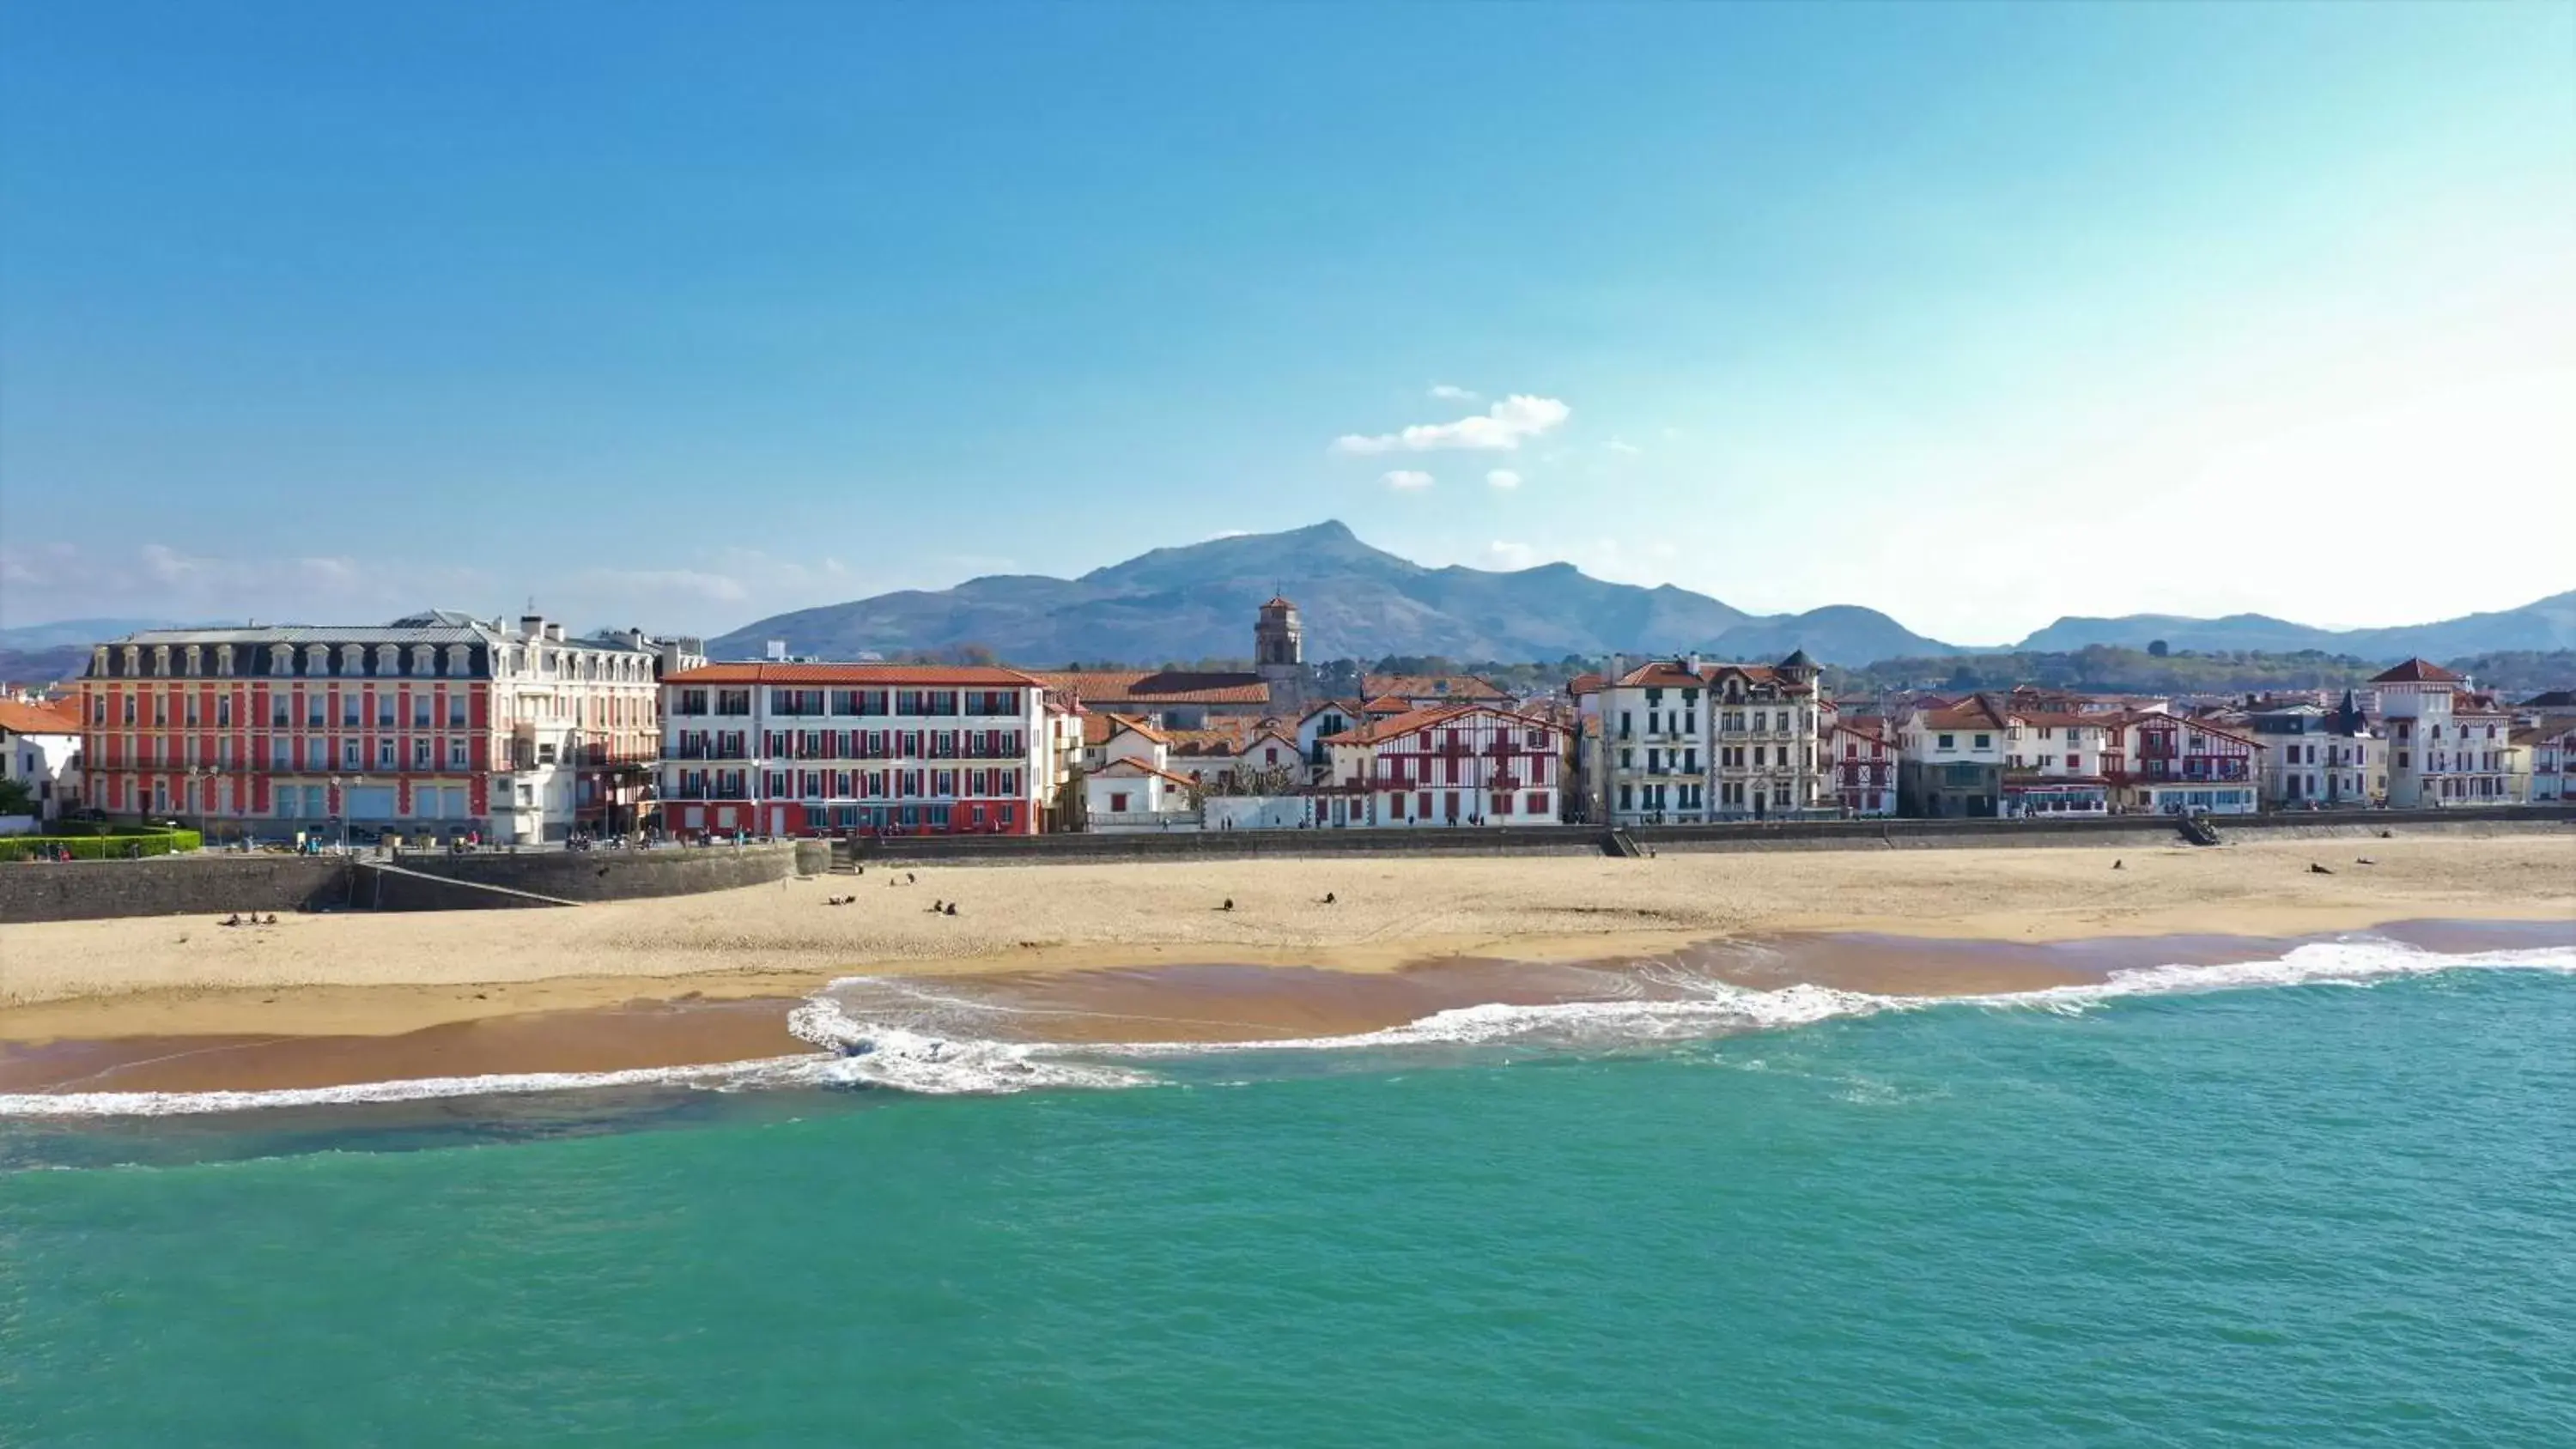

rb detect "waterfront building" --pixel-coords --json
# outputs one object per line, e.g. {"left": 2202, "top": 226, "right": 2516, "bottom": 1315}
{"left": 1894, "top": 696, "right": 2009, "bottom": 817}
{"left": 2242, "top": 693, "right": 2379, "bottom": 807}
{"left": 0, "top": 697, "right": 84, "bottom": 822}
{"left": 659, "top": 662, "right": 1060, "bottom": 836}
{"left": 1824, "top": 714, "right": 1898, "bottom": 817}
{"left": 2513, "top": 718, "right": 2576, "bottom": 803}
{"left": 1315, "top": 702, "right": 1562, "bottom": 828}
{"left": 77, "top": 613, "right": 687, "bottom": 843}
{"left": 2374, "top": 659, "right": 2514, "bottom": 806}
{"left": 1998, "top": 708, "right": 2117, "bottom": 816}
{"left": 1582, "top": 653, "right": 1827, "bottom": 825}
{"left": 2111, "top": 712, "right": 2260, "bottom": 814}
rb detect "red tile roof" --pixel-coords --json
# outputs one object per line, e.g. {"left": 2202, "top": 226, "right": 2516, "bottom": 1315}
{"left": 1325, "top": 701, "right": 1552, "bottom": 747}
{"left": 1028, "top": 670, "right": 1273, "bottom": 706}
{"left": 1089, "top": 756, "right": 1200, "bottom": 786}
{"left": 0, "top": 699, "right": 82, "bottom": 736}
{"left": 2371, "top": 658, "right": 2463, "bottom": 684}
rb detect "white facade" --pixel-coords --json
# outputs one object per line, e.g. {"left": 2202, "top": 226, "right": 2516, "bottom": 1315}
{"left": 1083, "top": 755, "right": 1198, "bottom": 832}
{"left": 1316, "top": 703, "right": 1563, "bottom": 828}
{"left": 1590, "top": 656, "right": 1826, "bottom": 826}
{"left": 2377, "top": 662, "right": 2512, "bottom": 807}
{"left": 0, "top": 701, "right": 83, "bottom": 822}
{"left": 661, "top": 664, "right": 1057, "bottom": 837}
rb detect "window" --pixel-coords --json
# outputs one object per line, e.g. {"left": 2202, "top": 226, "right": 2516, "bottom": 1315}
{"left": 1109, "top": 791, "right": 1130, "bottom": 813}
{"left": 1973, "top": 734, "right": 1991, "bottom": 749}
{"left": 216, "top": 696, "right": 232, "bottom": 727}
{"left": 413, "top": 738, "right": 432, "bottom": 767}
{"left": 343, "top": 739, "right": 361, "bottom": 767}
{"left": 1937, "top": 734, "right": 1954, "bottom": 750}
{"left": 377, "top": 739, "right": 396, "bottom": 767}
{"left": 449, "top": 737, "right": 468, "bottom": 768}
{"left": 413, "top": 695, "right": 431, "bottom": 728}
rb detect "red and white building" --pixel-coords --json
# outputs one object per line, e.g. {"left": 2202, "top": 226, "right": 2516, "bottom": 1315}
{"left": 1825, "top": 714, "right": 1898, "bottom": 816}
{"left": 77, "top": 613, "right": 685, "bottom": 843}
{"left": 659, "top": 662, "right": 1062, "bottom": 837}
{"left": 2000, "top": 708, "right": 2117, "bottom": 816}
{"left": 1315, "top": 703, "right": 1563, "bottom": 828}
{"left": 2111, "top": 712, "right": 2260, "bottom": 814}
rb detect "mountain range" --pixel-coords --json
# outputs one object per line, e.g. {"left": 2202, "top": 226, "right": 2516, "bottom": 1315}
{"left": 708, "top": 521, "right": 2576, "bottom": 669}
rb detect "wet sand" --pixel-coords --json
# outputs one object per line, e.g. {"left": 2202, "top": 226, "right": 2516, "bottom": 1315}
{"left": 8, "top": 919, "right": 2563, "bottom": 1097}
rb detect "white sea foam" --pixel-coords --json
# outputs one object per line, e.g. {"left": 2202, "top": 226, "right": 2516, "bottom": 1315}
{"left": 9, "top": 938, "right": 2569, "bottom": 1118}
{"left": 0, "top": 1054, "right": 839, "bottom": 1119}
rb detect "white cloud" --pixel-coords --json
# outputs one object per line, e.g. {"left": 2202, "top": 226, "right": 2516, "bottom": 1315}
{"left": 1204, "top": 529, "right": 1251, "bottom": 540}
{"left": 1429, "top": 383, "right": 1481, "bottom": 403}
{"left": 140, "top": 543, "right": 210, "bottom": 585}
{"left": 1382, "top": 470, "right": 1436, "bottom": 490}
{"left": 1334, "top": 395, "right": 1571, "bottom": 455}
{"left": 578, "top": 567, "right": 752, "bottom": 603}
{"left": 1485, "top": 469, "right": 1522, "bottom": 490}
{"left": 1486, "top": 540, "right": 1540, "bottom": 569}
{"left": 1606, "top": 438, "right": 1643, "bottom": 456}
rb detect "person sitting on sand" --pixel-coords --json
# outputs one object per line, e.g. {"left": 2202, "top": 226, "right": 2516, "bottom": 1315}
{"left": 222, "top": 912, "right": 243, "bottom": 927}
{"left": 263, "top": 913, "right": 279, "bottom": 925}
{"left": 1221, "top": 898, "right": 1235, "bottom": 912}
{"left": 1322, "top": 891, "right": 1336, "bottom": 904}
{"left": 944, "top": 901, "right": 957, "bottom": 917}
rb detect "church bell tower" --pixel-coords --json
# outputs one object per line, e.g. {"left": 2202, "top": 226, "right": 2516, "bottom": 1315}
{"left": 1255, "top": 594, "right": 1305, "bottom": 709}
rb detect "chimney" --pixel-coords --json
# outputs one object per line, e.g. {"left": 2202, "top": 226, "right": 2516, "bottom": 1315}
{"left": 1686, "top": 652, "right": 1703, "bottom": 676}
{"left": 520, "top": 613, "right": 545, "bottom": 639}
{"left": 544, "top": 622, "right": 565, "bottom": 643}
{"left": 766, "top": 640, "right": 788, "bottom": 662}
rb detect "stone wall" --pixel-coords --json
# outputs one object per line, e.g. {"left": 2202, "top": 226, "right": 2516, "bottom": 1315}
{"left": 845, "top": 805, "right": 2574, "bottom": 867}
{"left": 0, "top": 840, "right": 821, "bottom": 923}
{"left": 0, "top": 856, "right": 355, "bottom": 923}
{"left": 385, "top": 841, "right": 811, "bottom": 902}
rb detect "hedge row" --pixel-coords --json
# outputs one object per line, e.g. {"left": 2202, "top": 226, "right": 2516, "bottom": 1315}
{"left": 0, "top": 830, "right": 204, "bottom": 862}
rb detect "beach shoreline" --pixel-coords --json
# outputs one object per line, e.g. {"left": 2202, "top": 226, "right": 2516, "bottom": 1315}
{"left": 2, "top": 834, "right": 2567, "bottom": 1053}
{"left": 4, "top": 917, "right": 2568, "bottom": 1100}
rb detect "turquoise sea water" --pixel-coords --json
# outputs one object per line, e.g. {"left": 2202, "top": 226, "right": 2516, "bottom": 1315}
{"left": 6, "top": 949, "right": 2574, "bottom": 1446}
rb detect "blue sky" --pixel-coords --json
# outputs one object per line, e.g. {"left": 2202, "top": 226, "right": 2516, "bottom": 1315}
{"left": 3, "top": 2, "right": 2569, "bottom": 646}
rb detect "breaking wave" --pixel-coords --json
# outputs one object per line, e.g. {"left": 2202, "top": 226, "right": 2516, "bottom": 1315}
{"left": 7, "top": 938, "right": 2569, "bottom": 1118}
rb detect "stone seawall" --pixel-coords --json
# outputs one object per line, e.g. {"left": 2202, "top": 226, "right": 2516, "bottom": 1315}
{"left": 378, "top": 842, "right": 811, "bottom": 903}
{"left": 848, "top": 806, "right": 2575, "bottom": 867}
{"left": 0, "top": 856, "right": 355, "bottom": 923}
{"left": 0, "top": 841, "right": 818, "bottom": 923}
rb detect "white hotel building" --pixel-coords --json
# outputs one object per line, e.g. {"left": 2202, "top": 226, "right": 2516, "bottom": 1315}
{"left": 657, "top": 663, "right": 1063, "bottom": 837}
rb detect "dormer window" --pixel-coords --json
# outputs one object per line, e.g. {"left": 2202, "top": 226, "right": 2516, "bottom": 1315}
{"left": 153, "top": 646, "right": 172, "bottom": 676}
{"left": 271, "top": 646, "right": 294, "bottom": 676}
{"left": 377, "top": 644, "right": 401, "bottom": 676}
{"left": 412, "top": 645, "right": 435, "bottom": 676}
{"left": 307, "top": 644, "right": 330, "bottom": 675}
{"left": 183, "top": 646, "right": 202, "bottom": 676}
{"left": 123, "top": 646, "right": 140, "bottom": 675}
{"left": 341, "top": 644, "right": 364, "bottom": 675}
{"left": 448, "top": 644, "right": 471, "bottom": 676}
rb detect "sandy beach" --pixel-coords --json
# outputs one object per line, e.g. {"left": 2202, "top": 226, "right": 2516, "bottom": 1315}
{"left": 3, "top": 832, "right": 2567, "bottom": 1051}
